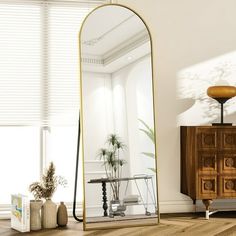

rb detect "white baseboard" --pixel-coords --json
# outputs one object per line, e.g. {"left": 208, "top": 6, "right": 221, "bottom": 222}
{"left": 159, "top": 200, "right": 195, "bottom": 213}
{"left": 159, "top": 199, "right": 236, "bottom": 213}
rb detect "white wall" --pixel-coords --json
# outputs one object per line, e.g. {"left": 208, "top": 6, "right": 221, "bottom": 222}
{"left": 82, "top": 72, "right": 114, "bottom": 217}
{"left": 82, "top": 72, "right": 114, "bottom": 161}
{"left": 112, "top": 55, "right": 156, "bottom": 214}
{"left": 117, "top": 0, "right": 236, "bottom": 213}
{"left": 112, "top": 56, "right": 155, "bottom": 177}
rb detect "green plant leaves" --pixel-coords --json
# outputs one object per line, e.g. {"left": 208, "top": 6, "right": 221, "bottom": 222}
{"left": 139, "top": 119, "right": 157, "bottom": 173}
{"left": 148, "top": 168, "right": 156, "bottom": 173}
{"left": 141, "top": 152, "right": 155, "bottom": 159}
{"left": 98, "top": 133, "right": 127, "bottom": 200}
{"left": 138, "top": 119, "right": 155, "bottom": 143}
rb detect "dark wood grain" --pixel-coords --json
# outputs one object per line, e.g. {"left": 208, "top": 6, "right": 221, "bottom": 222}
{"left": 181, "top": 126, "right": 197, "bottom": 201}
{"left": 181, "top": 126, "right": 236, "bottom": 209}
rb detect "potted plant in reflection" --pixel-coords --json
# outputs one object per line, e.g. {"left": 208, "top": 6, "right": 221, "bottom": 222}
{"left": 97, "top": 134, "right": 127, "bottom": 217}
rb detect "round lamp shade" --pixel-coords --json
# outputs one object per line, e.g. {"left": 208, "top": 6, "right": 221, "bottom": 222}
{"left": 207, "top": 86, "right": 236, "bottom": 99}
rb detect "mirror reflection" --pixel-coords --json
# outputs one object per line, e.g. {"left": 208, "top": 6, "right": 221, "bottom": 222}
{"left": 80, "top": 4, "right": 158, "bottom": 229}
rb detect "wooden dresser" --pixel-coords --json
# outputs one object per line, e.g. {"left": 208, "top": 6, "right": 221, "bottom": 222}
{"left": 181, "top": 126, "right": 236, "bottom": 213}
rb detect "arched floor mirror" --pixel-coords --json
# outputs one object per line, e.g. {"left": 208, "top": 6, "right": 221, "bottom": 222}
{"left": 79, "top": 4, "right": 159, "bottom": 230}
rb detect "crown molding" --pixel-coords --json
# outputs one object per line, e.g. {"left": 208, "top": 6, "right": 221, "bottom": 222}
{"left": 81, "top": 53, "right": 104, "bottom": 66}
{"left": 81, "top": 29, "right": 150, "bottom": 67}
{"left": 82, "top": 14, "right": 135, "bottom": 46}
{"left": 81, "top": 57, "right": 104, "bottom": 66}
{"left": 103, "top": 29, "right": 149, "bottom": 65}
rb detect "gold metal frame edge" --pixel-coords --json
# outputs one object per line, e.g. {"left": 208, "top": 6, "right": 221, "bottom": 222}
{"left": 78, "top": 3, "right": 160, "bottom": 231}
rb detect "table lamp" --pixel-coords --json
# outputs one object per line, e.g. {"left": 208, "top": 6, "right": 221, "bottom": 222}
{"left": 207, "top": 85, "right": 236, "bottom": 126}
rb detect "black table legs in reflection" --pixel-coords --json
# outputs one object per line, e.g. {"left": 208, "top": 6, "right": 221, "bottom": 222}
{"left": 102, "top": 181, "right": 108, "bottom": 217}
{"left": 89, "top": 176, "right": 156, "bottom": 217}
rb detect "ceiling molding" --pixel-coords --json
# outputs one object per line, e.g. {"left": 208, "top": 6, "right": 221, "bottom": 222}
{"left": 81, "top": 29, "right": 150, "bottom": 67}
{"left": 81, "top": 57, "right": 104, "bottom": 66}
{"left": 82, "top": 14, "right": 135, "bottom": 46}
{"left": 103, "top": 29, "right": 149, "bottom": 65}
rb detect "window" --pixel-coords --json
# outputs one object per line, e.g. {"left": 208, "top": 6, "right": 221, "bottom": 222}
{"left": 0, "top": 0, "right": 107, "bottom": 218}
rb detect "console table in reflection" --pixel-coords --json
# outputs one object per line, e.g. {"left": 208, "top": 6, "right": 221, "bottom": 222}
{"left": 88, "top": 175, "right": 156, "bottom": 217}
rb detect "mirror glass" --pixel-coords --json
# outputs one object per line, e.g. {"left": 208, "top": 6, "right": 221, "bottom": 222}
{"left": 80, "top": 4, "right": 159, "bottom": 230}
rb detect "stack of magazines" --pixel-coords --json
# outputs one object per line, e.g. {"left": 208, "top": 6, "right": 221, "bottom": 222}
{"left": 123, "top": 195, "right": 140, "bottom": 204}
{"left": 11, "top": 194, "right": 30, "bottom": 232}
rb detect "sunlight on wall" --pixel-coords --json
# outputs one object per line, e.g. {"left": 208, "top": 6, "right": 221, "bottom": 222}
{"left": 177, "top": 51, "right": 236, "bottom": 126}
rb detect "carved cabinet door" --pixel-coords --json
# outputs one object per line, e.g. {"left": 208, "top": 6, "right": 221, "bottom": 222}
{"left": 218, "top": 129, "right": 236, "bottom": 198}
{"left": 197, "top": 151, "right": 218, "bottom": 199}
{"left": 197, "top": 128, "right": 236, "bottom": 199}
{"left": 197, "top": 128, "right": 218, "bottom": 199}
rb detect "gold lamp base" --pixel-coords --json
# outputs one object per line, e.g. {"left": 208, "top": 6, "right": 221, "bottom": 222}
{"left": 207, "top": 86, "right": 236, "bottom": 125}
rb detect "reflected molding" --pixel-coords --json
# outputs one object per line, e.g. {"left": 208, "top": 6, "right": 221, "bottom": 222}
{"left": 78, "top": 3, "right": 159, "bottom": 230}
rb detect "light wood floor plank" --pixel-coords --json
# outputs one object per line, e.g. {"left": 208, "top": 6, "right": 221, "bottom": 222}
{"left": 1, "top": 212, "right": 236, "bottom": 236}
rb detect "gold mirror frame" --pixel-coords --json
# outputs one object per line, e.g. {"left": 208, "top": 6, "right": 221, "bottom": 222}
{"left": 79, "top": 3, "right": 159, "bottom": 230}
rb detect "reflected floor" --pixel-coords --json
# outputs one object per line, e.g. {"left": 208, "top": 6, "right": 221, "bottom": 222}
{"left": 86, "top": 213, "right": 157, "bottom": 223}
{"left": 85, "top": 214, "right": 158, "bottom": 230}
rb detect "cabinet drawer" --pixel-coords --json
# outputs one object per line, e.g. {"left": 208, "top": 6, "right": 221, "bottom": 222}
{"left": 197, "top": 128, "right": 218, "bottom": 150}
{"left": 220, "top": 129, "right": 236, "bottom": 150}
{"left": 198, "top": 152, "right": 217, "bottom": 174}
{"left": 198, "top": 176, "right": 217, "bottom": 199}
{"left": 219, "top": 153, "right": 236, "bottom": 174}
{"left": 218, "top": 176, "right": 236, "bottom": 198}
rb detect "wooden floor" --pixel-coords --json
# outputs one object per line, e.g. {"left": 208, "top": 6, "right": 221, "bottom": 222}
{"left": 1, "top": 212, "right": 236, "bottom": 236}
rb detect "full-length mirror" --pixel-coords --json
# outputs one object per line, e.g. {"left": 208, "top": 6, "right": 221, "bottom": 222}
{"left": 80, "top": 4, "right": 159, "bottom": 230}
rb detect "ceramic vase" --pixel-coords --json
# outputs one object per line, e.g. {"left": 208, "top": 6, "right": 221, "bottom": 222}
{"left": 30, "top": 200, "right": 43, "bottom": 231}
{"left": 57, "top": 202, "right": 68, "bottom": 227}
{"left": 42, "top": 199, "right": 57, "bottom": 229}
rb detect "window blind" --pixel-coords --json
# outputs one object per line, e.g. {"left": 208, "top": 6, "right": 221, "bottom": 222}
{"left": 0, "top": 0, "right": 108, "bottom": 126}
{"left": 46, "top": 2, "right": 94, "bottom": 126}
{"left": 0, "top": 3, "right": 41, "bottom": 126}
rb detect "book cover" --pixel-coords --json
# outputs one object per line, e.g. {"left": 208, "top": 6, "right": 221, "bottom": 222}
{"left": 11, "top": 194, "right": 30, "bottom": 232}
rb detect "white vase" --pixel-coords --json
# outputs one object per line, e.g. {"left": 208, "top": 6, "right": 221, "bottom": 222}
{"left": 30, "top": 200, "right": 43, "bottom": 231}
{"left": 42, "top": 199, "right": 57, "bottom": 229}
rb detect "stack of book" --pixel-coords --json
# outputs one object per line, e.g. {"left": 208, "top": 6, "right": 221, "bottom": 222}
{"left": 11, "top": 194, "right": 30, "bottom": 232}
{"left": 123, "top": 195, "right": 140, "bottom": 205}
